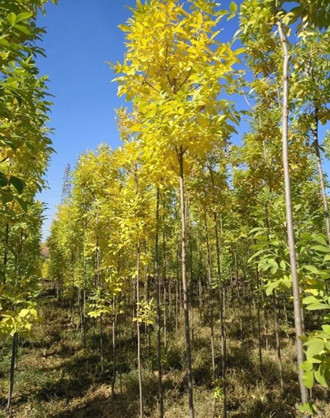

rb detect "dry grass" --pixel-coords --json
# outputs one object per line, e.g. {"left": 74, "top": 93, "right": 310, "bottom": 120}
{"left": 0, "top": 294, "right": 329, "bottom": 417}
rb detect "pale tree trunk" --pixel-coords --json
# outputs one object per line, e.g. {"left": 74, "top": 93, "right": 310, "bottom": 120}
{"left": 272, "top": 291, "right": 283, "bottom": 389}
{"left": 7, "top": 229, "right": 22, "bottom": 410}
{"left": 7, "top": 332, "right": 18, "bottom": 410}
{"left": 100, "top": 315, "right": 104, "bottom": 375}
{"left": 95, "top": 233, "right": 104, "bottom": 375}
{"left": 162, "top": 227, "right": 168, "bottom": 353}
{"left": 256, "top": 268, "right": 263, "bottom": 375}
{"left": 136, "top": 244, "right": 143, "bottom": 418}
{"left": 188, "top": 211, "right": 194, "bottom": 343}
{"left": 214, "top": 212, "right": 227, "bottom": 418}
{"left": 2, "top": 223, "right": 9, "bottom": 285}
{"left": 312, "top": 109, "right": 330, "bottom": 244}
{"left": 208, "top": 166, "right": 227, "bottom": 417}
{"left": 111, "top": 297, "right": 117, "bottom": 397}
{"left": 178, "top": 147, "right": 194, "bottom": 418}
{"left": 205, "top": 216, "right": 216, "bottom": 415}
{"left": 277, "top": 21, "right": 308, "bottom": 406}
{"left": 82, "top": 222, "right": 87, "bottom": 348}
{"left": 196, "top": 229, "right": 203, "bottom": 311}
{"left": 265, "top": 202, "right": 283, "bottom": 387}
{"left": 155, "top": 188, "right": 164, "bottom": 417}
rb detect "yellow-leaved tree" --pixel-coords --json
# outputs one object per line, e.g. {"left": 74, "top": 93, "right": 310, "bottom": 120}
{"left": 113, "top": 1, "right": 241, "bottom": 416}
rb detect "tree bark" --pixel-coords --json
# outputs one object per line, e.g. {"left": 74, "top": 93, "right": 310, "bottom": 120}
{"left": 273, "top": 291, "right": 283, "bottom": 389}
{"left": 178, "top": 148, "right": 194, "bottom": 418}
{"left": 214, "top": 212, "right": 227, "bottom": 418}
{"left": 112, "top": 297, "right": 117, "bottom": 397}
{"left": 277, "top": 21, "right": 308, "bottom": 406}
{"left": 155, "top": 188, "right": 164, "bottom": 417}
{"left": 2, "top": 223, "right": 9, "bottom": 285}
{"left": 256, "top": 268, "right": 263, "bottom": 375}
{"left": 312, "top": 109, "right": 330, "bottom": 244}
{"left": 205, "top": 218, "right": 215, "bottom": 380}
{"left": 136, "top": 244, "right": 143, "bottom": 418}
{"left": 7, "top": 332, "right": 18, "bottom": 410}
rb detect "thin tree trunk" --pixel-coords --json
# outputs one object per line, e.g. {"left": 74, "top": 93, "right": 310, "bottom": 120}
{"left": 273, "top": 291, "right": 283, "bottom": 389}
{"left": 214, "top": 212, "right": 227, "bottom": 418}
{"left": 3, "top": 223, "right": 9, "bottom": 285}
{"left": 205, "top": 216, "right": 216, "bottom": 416}
{"left": 7, "top": 332, "right": 18, "bottom": 410}
{"left": 262, "top": 291, "right": 270, "bottom": 350}
{"left": 256, "top": 269, "right": 263, "bottom": 375}
{"left": 178, "top": 148, "right": 194, "bottom": 418}
{"left": 233, "top": 248, "right": 243, "bottom": 342}
{"left": 162, "top": 227, "right": 167, "bottom": 353}
{"left": 175, "top": 278, "right": 179, "bottom": 333}
{"left": 112, "top": 297, "right": 117, "bottom": 397}
{"left": 277, "top": 21, "right": 308, "bottom": 406}
{"left": 136, "top": 244, "right": 143, "bottom": 418}
{"left": 155, "top": 188, "right": 164, "bottom": 417}
{"left": 82, "top": 222, "right": 87, "bottom": 347}
{"left": 168, "top": 278, "right": 172, "bottom": 318}
{"left": 77, "top": 287, "right": 82, "bottom": 332}
{"left": 82, "top": 289, "right": 86, "bottom": 348}
{"left": 196, "top": 229, "right": 203, "bottom": 311}
{"left": 205, "top": 218, "right": 216, "bottom": 379}
{"left": 189, "top": 213, "right": 194, "bottom": 343}
{"left": 208, "top": 167, "right": 227, "bottom": 417}
{"left": 312, "top": 109, "right": 330, "bottom": 244}
{"left": 100, "top": 315, "right": 104, "bottom": 375}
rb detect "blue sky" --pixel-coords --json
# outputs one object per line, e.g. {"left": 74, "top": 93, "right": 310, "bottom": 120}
{"left": 36, "top": 0, "right": 329, "bottom": 240}
{"left": 36, "top": 0, "right": 138, "bottom": 239}
{"left": 36, "top": 0, "right": 245, "bottom": 240}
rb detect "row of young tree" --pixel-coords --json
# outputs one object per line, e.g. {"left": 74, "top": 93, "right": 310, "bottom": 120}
{"left": 0, "top": 0, "right": 329, "bottom": 416}
{"left": 0, "top": 0, "right": 54, "bottom": 410}
{"left": 46, "top": 1, "right": 329, "bottom": 417}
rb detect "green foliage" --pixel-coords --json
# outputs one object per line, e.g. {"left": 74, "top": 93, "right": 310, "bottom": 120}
{"left": 0, "top": 0, "right": 53, "bottom": 348}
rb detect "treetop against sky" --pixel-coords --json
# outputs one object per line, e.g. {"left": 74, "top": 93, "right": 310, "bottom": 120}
{"left": 36, "top": 0, "right": 329, "bottom": 240}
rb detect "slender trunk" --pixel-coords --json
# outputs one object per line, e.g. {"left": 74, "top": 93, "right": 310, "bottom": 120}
{"left": 70, "top": 249, "right": 75, "bottom": 326}
{"left": 118, "top": 300, "right": 123, "bottom": 397}
{"left": 234, "top": 248, "right": 243, "bottom": 342}
{"left": 7, "top": 332, "right": 18, "bottom": 410}
{"left": 100, "top": 315, "right": 104, "bottom": 375}
{"left": 146, "top": 273, "right": 151, "bottom": 354}
{"left": 82, "top": 225, "right": 87, "bottom": 347}
{"left": 136, "top": 244, "right": 143, "bottom": 418}
{"left": 283, "top": 295, "right": 288, "bottom": 324}
{"left": 273, "top": 291, "right": 284, "bottom": 389}
{"left": 178, "top": 148, "right": 194, "bottom": 418}
{"left": 162, "top": 228, "right": 167, "bottom": 353}
{"left": 77, "top": 288, "right": 82, "bottom": 332}
{"left": 205, "top": 218, "right": 215, "bottom": 381}
{"left": 214, "top": 213, "right": 227, "bottom": 418}
{"left": 196, "top": 229, "right": 203, "bottom": 311}
{"left": 82, "top": 289, "right": 86, "bottom": 348}
{"left": 277, "top": 21, "right": 308, "bottom": 405}
{"left": 189, "top": 214, "right": 194, "bottom": 343}
{"left": 175, "top": 279, "right": 179, "bottom": 333}
{"left": 111, "top": 297, "right": 117, "bottom": 396}
{"left": 256, "top": 269, "right": 263, "bottom": 375}
{"left": 3, "top": 223, "right": 9, "bottom": 285}
{"left": 312, "top": 110, "right": 330, "bottom": 244}
{"left": 168, "top": 278, "right": 172, "bottom": 318}
{"left": 265, "top": 201, "right": 283, "bottom": 383}
{"left": 205, "top": 217, "right": 216, "bottom": 416}
{"left": 262, "top": 291, "right": 270, "bottom": 350}
{"left": 155, "top": 188, "right": 164, "bottom": 417}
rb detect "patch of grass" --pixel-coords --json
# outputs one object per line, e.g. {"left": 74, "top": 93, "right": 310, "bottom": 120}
{"left": 1, "top": 293, "right": 329, "bottom": 417}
